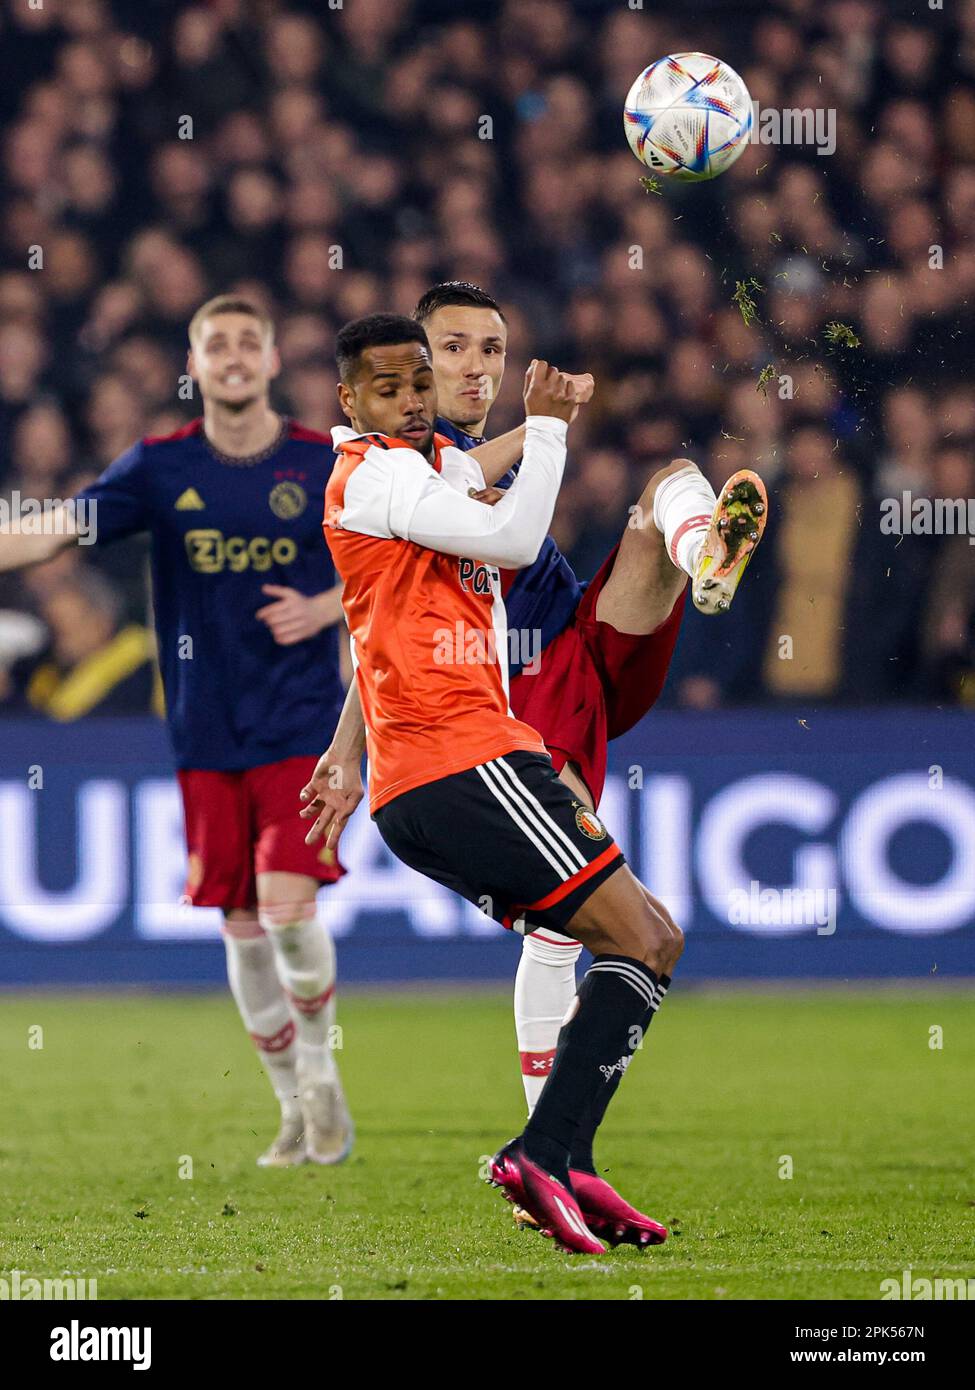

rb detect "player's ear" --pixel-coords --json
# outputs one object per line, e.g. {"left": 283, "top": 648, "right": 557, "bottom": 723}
{"left": 337, "top": 380, "right": 355, "bottom": 423}
{"left": 186, "top": 348, "right": 199, "bottom": 382}
{"left": 266, "top": 344, "right": 282, "bottom": 381}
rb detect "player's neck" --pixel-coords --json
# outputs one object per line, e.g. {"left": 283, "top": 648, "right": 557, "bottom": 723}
{"left": 460, "top": 409, "right": 489, "bottom": 440}
{"left": 202, "top": 399, "right": 282, "bottom": 458}
{"left": 443, "top": 414, "right": 488, "bottom": 442}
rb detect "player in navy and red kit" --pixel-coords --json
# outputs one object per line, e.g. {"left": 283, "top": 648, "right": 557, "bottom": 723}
{"left": 0, "top": 296, "right": 353, "bottom": 1168}
{"left": 413, "top": 282, "right": 766, "bottom": 1133}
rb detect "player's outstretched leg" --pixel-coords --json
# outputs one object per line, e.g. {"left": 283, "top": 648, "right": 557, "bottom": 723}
{"left": 222, "top": 913, "right": 305, "bottom": 1167}
{"left": 691, "top": 469, "right": 768, "bottom": 614}
{"left": 693, "top": 470, "right": 768, "bottom": 615}
{"left": 258, "top": 874, "right": 353, "bottom": 1166}
{"left": 491, "top": 862, "right": 683, "bottom": 1254}
{"left": 594, "top": 457, "right": 693, "bottom": 637}
{"left": 649, "top": 460, "right": 768, "bottom": 615}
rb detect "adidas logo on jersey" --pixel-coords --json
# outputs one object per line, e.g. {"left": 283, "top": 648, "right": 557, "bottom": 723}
{"left": 175, "top": 488, "right": 205, "bottom": 511}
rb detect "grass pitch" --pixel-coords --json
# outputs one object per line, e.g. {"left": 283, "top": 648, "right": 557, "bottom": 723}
{"left": 1, "top": 987, "right": 972, "bottom": 1300}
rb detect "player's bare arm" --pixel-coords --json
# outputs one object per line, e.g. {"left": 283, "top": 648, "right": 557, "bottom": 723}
{"left": 300, "top": 679, "right": 367, "bottom": 849}
{"left": 468, "top": 371, "right": 594, "bottom": 486}
{"left": 0, "top": 503, "right": 85, "bottom": 572}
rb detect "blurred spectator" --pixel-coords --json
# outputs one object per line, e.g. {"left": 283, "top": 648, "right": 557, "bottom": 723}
{"left": 918, "top": 447, "right": 975, "bottom": 702}
{"left": 9, "top": 569, "right": 158, "bottom": 720}
{"left": 761, "top": 425, "right": 861, "bottom": 700}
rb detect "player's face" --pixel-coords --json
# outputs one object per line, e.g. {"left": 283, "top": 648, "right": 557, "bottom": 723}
{"left": 426, "top": 306, "right": 507, "bottom": 434}
{"left": 188, "top": 313, "right": 280, "bottom": 410}
{"left": 340, "top": 343, "right": 438, "bottom": 458}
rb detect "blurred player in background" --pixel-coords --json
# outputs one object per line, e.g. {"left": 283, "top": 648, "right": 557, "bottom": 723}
{"left": 0, "top": 297, "right": 353, "bottom": 1169}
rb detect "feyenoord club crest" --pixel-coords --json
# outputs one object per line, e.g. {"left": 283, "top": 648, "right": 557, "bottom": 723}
{"left": 574, "top": 805, "right": 606, "bottom": 840}
{"left": 269, "top": 481, "right": 307, "bottom": 519}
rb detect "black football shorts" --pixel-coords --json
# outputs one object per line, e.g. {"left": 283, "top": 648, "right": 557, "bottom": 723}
{"left": 374, "top": 750, "right": 625, "bottom": 933}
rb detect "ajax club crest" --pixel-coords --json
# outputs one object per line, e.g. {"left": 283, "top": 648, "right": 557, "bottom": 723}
{"left": 269, "top": 481, "right": 307, "bottom": 520}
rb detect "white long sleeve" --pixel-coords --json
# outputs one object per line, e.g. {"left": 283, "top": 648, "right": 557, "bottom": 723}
{"left": 332, "top": 418, "right": 567, "bottom": 569}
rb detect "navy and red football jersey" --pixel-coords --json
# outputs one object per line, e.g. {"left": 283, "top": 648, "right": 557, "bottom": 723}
{"left": 433, "top": 417, "right": 584, "bottom": 675}
{"left": 74, "top": 418, "right": 344, "bottom": 770}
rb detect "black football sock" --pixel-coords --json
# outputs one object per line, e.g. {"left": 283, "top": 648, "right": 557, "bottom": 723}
{"left": 568, "top": 973, "right": 670, "bottom": 1176}
{"left": 522, "top": 956, "right": 662, "bottom": 1184}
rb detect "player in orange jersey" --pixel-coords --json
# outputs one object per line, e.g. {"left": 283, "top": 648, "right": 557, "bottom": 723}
{"left": 302, "top": 291, "right": 767, "bottom": 1243}
{"left": 306, "top": 313, "right": 681, "bottom": 1254}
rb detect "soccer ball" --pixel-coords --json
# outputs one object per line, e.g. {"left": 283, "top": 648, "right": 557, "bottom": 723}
{"left": 623, "top": 53, "right": 752, "bottom": 181}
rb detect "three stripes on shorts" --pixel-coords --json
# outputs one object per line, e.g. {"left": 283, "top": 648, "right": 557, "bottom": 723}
{"left": 474, "top": 755, "right": 590, "bottom": 882}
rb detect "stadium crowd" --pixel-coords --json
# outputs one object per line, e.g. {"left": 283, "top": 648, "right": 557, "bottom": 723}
{"left": 0, "top": 0, "right": 973, "bottom": 716}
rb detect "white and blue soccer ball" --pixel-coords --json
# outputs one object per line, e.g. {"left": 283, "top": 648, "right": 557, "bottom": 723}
{"left": 624, "top": 53, "right": 752, "bottom": 182}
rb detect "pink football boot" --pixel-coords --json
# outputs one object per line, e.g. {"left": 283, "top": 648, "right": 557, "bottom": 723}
{"left": 569, "top": 1169, "right": 668, "bottom": 1248}
{"left": 488, "top": 1140, "right": 606, "bottom": 1255}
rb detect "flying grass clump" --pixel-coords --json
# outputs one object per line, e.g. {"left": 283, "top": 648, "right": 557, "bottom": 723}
{"left": 824, "top": 321, "right": 861, "bottom": 348}
{"left": 733, "top": 277, "right": 764, "bottom": 327}
{"left": 756, "top": 363, "right": 778, "bottom": 396}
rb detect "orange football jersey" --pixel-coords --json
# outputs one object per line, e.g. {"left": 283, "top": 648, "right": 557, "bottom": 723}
{"left": 325, "top": 427, "right": 551, "bottom": 813}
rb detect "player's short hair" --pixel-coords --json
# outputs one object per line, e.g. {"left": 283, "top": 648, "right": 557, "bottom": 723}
{"left": 188, "top": 295, "right": 274, "bottom": 346}
{"left": 413, "top": 281, "right": 507, "bottom": 325}
{"left": 335, "top": 313, "right": 431, "bottom": 383}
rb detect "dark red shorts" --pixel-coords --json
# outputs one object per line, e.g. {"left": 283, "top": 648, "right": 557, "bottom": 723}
{"left": 508, "top": 546, "right": 686, "bottom": 807}
{"left": 177, "top": 755, "right": 345, "bottom": 911}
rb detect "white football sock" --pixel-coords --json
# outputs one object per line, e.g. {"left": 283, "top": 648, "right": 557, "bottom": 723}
{"left": 652, "top": 463, "right": 717, "bottom": 578}
{"left": 259, "top": 904, "right": 338, "bottom": 1088}
{"left": 222, "top": 919, "right": 300, "bottom": 1118}
{"left": 514, "top": 929, "right": 583, "bottom": 1114}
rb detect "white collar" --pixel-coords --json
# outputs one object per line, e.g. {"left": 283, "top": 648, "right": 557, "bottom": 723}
{"left": 331, "top": 425, "right": 364, "bottom": 446}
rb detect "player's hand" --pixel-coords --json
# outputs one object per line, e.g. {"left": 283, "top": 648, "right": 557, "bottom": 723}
{"left": 467, "top": 485, "right": 505, "bottom": 506}
{"left": 523, "top": 359, "right": 580, "bottom": 424}
{"left": 299, "top": 749, "right": 364, "bottom": 850}
{"left": 564, "top": 371, "right": 594, "bottom": 423}
{"left": 521, "top": 366, "right": 593, "bottom": 411}
{"left": 255, "top": 585, "right": 327, "bottom": 645}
